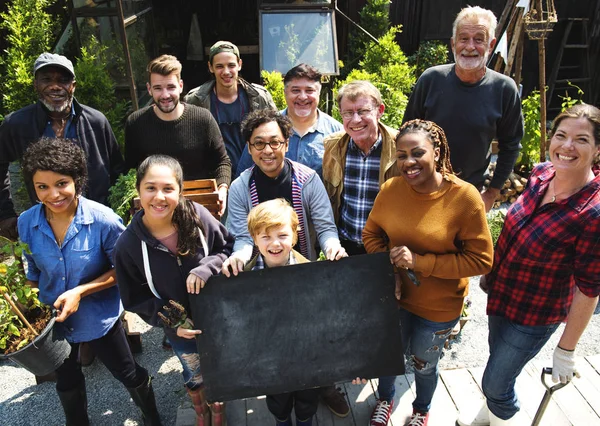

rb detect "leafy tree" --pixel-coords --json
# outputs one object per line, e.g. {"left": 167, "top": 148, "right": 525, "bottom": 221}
{"left": 334, "top": 27, "right": 414, "bottom": 130}
{"left": 0, "top": 0, "right": 57, "bottom": 119}
{"left": 346, "top": 0, "right": 391, "bottom": 74}
{"left": 408, "top": 40, "right": 449, "bottom": 79}
{"left": 73, "top": 36, "right": 130, "bottom": 152}
{"left": 261, "top": 70, "right": 286, "bottom": 111}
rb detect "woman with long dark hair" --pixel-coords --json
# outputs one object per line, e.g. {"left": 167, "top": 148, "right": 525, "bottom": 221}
{"left": 114, "top": 155, "right": 234, "bottom": 426}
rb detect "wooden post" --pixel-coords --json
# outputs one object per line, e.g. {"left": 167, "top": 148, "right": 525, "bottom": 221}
{"left": 538, "top": 38, "right": 547, "bottom": 163}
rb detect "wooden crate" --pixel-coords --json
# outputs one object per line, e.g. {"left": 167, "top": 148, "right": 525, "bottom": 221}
{"left": 132, "top": 179, "right": 220, "bottom": 219}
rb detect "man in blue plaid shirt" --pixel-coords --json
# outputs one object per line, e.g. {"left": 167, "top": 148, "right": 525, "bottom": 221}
{"left": 322, "top": 81, "right": 400, "bottom": 255}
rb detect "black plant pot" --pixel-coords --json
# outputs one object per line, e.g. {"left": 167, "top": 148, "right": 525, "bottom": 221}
{"left": 0, "top": 316, "right": 71, "bottom": 376}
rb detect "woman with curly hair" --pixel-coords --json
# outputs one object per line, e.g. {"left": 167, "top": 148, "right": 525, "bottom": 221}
{"left": 18, "top": 137, "right": 160, "bottom": 425}
{"left": 360, "top": 120, "right": 493, "bottom": 426}
{"left": 114, "top": 154, "right": 234, "bottom": 426}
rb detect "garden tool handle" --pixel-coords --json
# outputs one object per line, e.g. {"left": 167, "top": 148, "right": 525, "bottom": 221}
{"left": 541, "top": 367, "right": 569, "bottom": 392}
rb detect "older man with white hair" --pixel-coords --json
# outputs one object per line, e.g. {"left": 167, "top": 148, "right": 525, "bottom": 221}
{"left": 403, "top": 6, "right": 523, "bottom": 213}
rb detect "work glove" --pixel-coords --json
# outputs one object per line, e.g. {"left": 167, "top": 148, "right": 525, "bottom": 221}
{"left": 552, "top": 346, "right": 580, "bottom": 383}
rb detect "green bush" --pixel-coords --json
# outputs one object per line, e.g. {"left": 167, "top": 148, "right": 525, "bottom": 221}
{"left": 108, "top": 169, "right": 138, "bottom": 224}
{"left": 0, "top": 0, "right": 58, "bottom": 118}
{"left": 334, "top": 27, "right": 414, "bottom": 130}
{"left": 74, "top": 36, "right": 130, "bottom": 152}
{"left": 260, "top": 70, "right": 286, "bottom": 111}
{"left": 517, "top": 90, "right": 541, "bottom": 171}
{"left": 346, "top": 0, "right": 391, "bottom": 74}
{"left": 408, "top": 40, "right": 449, "bottom": 79}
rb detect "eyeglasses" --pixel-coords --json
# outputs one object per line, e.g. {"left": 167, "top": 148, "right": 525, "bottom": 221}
{"left": 249, "top": 140, "right": 286, "bottom": 151}
{"left": 340, "top": 108, "right": 375, "bottom": 120}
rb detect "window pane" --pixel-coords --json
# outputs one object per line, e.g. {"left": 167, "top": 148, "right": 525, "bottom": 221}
{"left": 260, "top": 11, "right": 337, "bottom": 75}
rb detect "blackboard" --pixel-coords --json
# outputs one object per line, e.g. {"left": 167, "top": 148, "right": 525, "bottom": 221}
{"left": 189, "top": 252, "right": 405, "bottom": 402}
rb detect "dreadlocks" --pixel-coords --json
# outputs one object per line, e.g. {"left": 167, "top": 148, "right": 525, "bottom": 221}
{"left": 397, "top": 119, "right": 454, "bottom": 177}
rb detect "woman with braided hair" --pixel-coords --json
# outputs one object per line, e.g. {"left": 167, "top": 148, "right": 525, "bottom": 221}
{"left": 360, "top": 119, "right": 493, "bottom": 426}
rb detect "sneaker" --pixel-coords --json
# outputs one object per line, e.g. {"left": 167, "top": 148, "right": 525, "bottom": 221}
{"left": 320, "top": 385, "right": 350, "bottom": 417}
{"left": 369, "top": 399, "right": 394, "bottom": 426}
{"left": 406, "top": 409, "right": 429, "bottom": 426}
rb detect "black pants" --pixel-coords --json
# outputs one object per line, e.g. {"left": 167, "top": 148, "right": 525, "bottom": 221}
{"left": 266, "top": 389, "right": 320, "bottom": 421}
{"left": 340, "top": 239, "right": 367, "bottom": 256}
{"left": 55, "top": 320, "right": 148, "bottom": 392}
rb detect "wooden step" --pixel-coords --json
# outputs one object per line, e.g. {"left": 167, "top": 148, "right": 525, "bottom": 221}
{"left": 564, "top": 44, "right": 589, "bottom": 49}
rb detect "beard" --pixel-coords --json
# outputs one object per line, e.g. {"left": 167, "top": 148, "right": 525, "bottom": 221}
{"left": 155, "top": 96, "right": 179, "bottom": 114}
{"left": 39, "top": 91, "right": 73, "bottom": 114}
{"left": 292, "top": 104, "right": 314, "bottom": 118}
{"left": 453, "top": 48, "right": 490, "bottom": 71}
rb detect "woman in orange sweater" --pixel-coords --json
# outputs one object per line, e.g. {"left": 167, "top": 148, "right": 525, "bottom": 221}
{"left": 362, "top": 119, "right": 493, "bottom": 426}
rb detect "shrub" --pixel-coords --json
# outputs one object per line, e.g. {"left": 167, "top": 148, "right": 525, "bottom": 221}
{"left": 0, "top": 0, "right": 57, "bottom": 118}
{"left": 108, "top": 169, "right": 138, "bottom": 224}
{"left": 517, "top": 90, "right": 541, "bottom": 172}
{"left": 73, "top": 36, "right": 130, "bottom": 152}
{"left": 408, "top": 40, "right": 449, "bottom": 79}
{"left": 261, "top": 70, "right": 286, "bottom": 111}
{"left": 333, "top": 27, "right": 414, "bottom": 130}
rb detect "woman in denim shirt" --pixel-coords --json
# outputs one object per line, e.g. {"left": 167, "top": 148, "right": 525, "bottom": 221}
{"left": 18, "top": 138, "right": 161, "bottom": 426}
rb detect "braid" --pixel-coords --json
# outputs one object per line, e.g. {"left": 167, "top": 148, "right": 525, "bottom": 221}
{"left": 398, "top": 119, "right": 454, "bottom": 177}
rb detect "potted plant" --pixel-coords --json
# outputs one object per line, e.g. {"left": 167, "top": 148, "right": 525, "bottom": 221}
{"left": 0, "top": 236, "right": 70, "bottom": 375}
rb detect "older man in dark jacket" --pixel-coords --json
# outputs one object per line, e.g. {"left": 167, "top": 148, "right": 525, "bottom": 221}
{"left": 0, "top": 52, "right": 124, "bottom": 239}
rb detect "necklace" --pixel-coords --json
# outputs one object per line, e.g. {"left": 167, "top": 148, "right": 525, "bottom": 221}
{"left": 549, "top": 179, "right": 589, "bottom": 203}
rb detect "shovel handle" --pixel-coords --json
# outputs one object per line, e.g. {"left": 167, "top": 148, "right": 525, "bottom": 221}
{"left": 541, "top": 367, "right": 569, "bottom": 392}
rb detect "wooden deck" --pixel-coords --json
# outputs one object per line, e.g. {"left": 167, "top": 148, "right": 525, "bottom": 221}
{"left": 176, "top": 355, "right": 600, "bottom": 425}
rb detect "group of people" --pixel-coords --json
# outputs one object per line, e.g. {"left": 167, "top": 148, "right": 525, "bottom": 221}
{"left": 0, "top": 4, "right": 598, "bottom": 426}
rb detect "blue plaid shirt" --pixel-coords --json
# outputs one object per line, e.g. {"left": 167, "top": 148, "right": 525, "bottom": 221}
{"left": 339, "top": 136, "right": 383, "bottom": 243}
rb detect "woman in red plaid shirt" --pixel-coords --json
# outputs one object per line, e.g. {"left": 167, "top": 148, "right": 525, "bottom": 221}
{"left": 458, "top": 104, "right": 600, "bottom": 426}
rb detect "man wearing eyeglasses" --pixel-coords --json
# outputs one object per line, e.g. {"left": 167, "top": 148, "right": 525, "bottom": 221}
{"left": 222, "top": 109, "right": 346, "bottom": 276}
{"left": 322, "top": 80, "right": 400, "bottom": 256}
{"left": 185, "top": 41, "right": 277, "bottom": 179}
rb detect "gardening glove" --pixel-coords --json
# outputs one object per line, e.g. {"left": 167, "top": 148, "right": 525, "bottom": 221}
{"left": 552, "top": 346, "right": 580, "bottom": 383}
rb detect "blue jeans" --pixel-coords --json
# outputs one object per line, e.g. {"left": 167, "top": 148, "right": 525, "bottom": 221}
{"left": 377, "top": 308, "right": 458, "bottom": 412}
{"left": 165, "top": 328, "right": 203, "bottom": 390}
{"left": 482, "top": 315, "right": 558, "bottom": 420}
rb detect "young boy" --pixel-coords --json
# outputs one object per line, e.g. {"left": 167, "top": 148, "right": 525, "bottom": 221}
{"left": 244, "top": 198, "right": 317, "bottom": 426}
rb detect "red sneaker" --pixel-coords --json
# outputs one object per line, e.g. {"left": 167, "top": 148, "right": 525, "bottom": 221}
{"left": 406, "top": 409, "right": 429, "bottom": 426}
{"left": 369, "top": 399, "right": 394, "bottom": 426}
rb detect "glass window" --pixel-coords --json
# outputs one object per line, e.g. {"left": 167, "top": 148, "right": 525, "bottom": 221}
{"left": 260, "top": 10, "right": 338, "bottom": 75}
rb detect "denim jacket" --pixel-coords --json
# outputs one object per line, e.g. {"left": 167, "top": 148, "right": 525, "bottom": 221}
{"left": 17, "top": 197, "right": 125, "bottom": 343}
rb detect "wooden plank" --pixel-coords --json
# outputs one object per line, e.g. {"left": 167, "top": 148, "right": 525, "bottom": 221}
{"left": 504, "top": 12, "right": 524, "bottom": 76}
{"left": 572, "top": 358, "right": 600, "bottom": 417}
{"left": 344, "top": 379, "right": 379, "bottom": 426}
{"left": 245, "top": 395, "right": 274, "bottom": 426}
{"left": 586, "top": 354, "right": 600, "bottom": 373}
{"left": 389, "top": 374, "right": 416, "bottom": 425}
{"left": 183, "top": 179, "right": 217, "bottom": 192}
{"left": 428, "top": 372, "right": 458, "bottom": 426}
{"left": 440, "top": 368, "right": 485, "bottom": 422}
{"left": 225, "top": 398, "right": 247, "bottom": 426}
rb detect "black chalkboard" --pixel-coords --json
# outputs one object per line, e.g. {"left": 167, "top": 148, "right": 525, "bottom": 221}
{"left": 189, "top": 252, "right": 405, "bottom": 402}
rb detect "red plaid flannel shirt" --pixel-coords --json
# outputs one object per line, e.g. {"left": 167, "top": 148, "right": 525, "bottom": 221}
{"left": 486, "top": 162, "right": 600, "bottom": 326}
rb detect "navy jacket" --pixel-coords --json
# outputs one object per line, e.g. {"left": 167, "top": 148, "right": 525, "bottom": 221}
{"left": 113, "top": 203, "right": 233, "bottom": 326}
{"left": 0, "top": 99, "right": 125, "bottom": 219}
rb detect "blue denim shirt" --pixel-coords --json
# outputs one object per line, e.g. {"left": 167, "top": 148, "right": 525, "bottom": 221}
{"left": 236, "top": 109, "right": 343, "bottom": 179}
{"left": 17, "top": 197, "right": 125, "bottom": 343}
{"left": 283, "top": 108, "right": 343, "bottom": 179}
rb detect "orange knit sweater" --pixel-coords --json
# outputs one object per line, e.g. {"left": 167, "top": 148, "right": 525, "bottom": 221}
{"left": 363, "top": 174, "right": 493, "bottom": 322}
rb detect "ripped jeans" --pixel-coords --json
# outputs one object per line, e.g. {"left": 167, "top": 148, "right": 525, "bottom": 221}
{"left": 164, "top": 327, "right": 203, "bottom": 390}
{"left": 377, "top": 308, "right": 459, "bottom": 412}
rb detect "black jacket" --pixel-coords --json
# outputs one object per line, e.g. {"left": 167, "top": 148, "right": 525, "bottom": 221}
{"left": 0, "top": 99, "right": 125, "bottom": 219}
{"left": 113, "top": 203, "right": 233, "bottom": 326}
